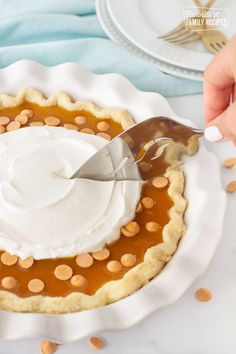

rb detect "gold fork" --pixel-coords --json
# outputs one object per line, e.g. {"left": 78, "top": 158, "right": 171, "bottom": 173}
{"left": 193, "top": 0, "right": 228, "bottom": 53}
{"left": 158, "top": 0, "right": 215, "bottom": 45}
{"left": 198, "top": 27, "right": 228, "bottom": 54}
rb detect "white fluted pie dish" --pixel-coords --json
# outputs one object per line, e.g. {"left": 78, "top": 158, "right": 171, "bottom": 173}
{"left": 0, "top": 60, "right": 226, "bottom": 343}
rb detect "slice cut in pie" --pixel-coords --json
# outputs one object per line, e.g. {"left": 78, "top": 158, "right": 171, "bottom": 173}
{"left": 0, "top": 88, "right": 198, "bottom": 313}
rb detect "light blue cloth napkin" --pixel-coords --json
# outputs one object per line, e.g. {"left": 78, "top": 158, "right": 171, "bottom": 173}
{"left": 0, "top": 0, "right": 203, "bottom": 96}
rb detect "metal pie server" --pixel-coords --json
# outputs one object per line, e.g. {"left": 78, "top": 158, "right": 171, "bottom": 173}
{"left": 71, "top": 117, "right": 203, "bottom": 182}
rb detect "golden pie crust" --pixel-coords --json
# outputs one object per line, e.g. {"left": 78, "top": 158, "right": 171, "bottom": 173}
{"left": 0, "top": 88, "right": 198, "bottom": 313}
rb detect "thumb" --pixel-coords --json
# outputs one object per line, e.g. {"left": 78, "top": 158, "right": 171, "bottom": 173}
{"left": 204, "top": 101, "right": 236, "bottom": 142}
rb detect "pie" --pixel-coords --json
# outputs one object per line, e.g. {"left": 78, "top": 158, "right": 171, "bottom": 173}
{"left": 0, "top": 88, "right": 198, "bottom": 313}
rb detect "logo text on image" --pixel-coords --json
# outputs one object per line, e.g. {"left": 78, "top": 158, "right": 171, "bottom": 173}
{"left": 183, "top": 6, "right": 230, "bottom": 31}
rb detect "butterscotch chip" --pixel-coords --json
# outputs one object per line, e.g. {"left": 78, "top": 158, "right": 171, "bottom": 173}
{"left": 54, "top": 264, "right": 73, "bottom": 280}
{"left": 40, "top": 340, "right": 58, "bottom": 354}
{"left": 44, "top": 116, "right": 60, "bottom": 126}
{"left": 142, "top": 197, "right": 154, "bottom": 209}
{"left": 224, "top": 157, "right": 236, "bottom": 168}
{"left": 74, "top": 115, "right": 87, "bottom": 125}
{"left": 89, "top": 336, "right": 106, "bottom": 350}
{"left": 6, "top": 120, "right": 21, "bottom": 131}
{"left": 28, "top": 278, "right": 45, "bottom": 293}
{"left": 97, "top": 121, "right": 110, "bottom": 132}
{"left": 70, "top": 274, "right": 87, "bottom": 288}
{"left": 30, "top": 121, "right": 44, "bottom": 126}
{"left": 121, "top": 253, "right": 137, "bottom": 267}
{"left": 0, "top": 116, "right": 10, "bottom": 125}
{"left": 195, "top": 287, "right": 212, "bottom": 302}
{"left": 1, "top": 252, "right": 18, "bottom": 266}
{"left": 0, "top": 125, "right": 6, "bottom": 134}
{"left": 80, "top": 128, "right": 95, "bottom": 135}
{"left": 227, "top": 181, "right": 236, "bottom": 193}
{"left": 135, "top": 202, "right": 143, "bottom": 213}
{"left": 107, "top": 260, "right": 122, "bottom": 273}
{"left": 121, "top": 226, "right": 136, "bottom": 237}
{"left": 152, "top": 176, "right": 168, "bottom": 188}
{"left": 76, "top": 253, "right": 94, "bottom": 268}
{"left": 21, "top": 109, "right": 34, "bottom": 118}
{"left": 1, "top": 276, "right": 18, "bottom": 289}
{"left": 97, "top": 132, "right": 111, "bottom": 140}
{"left": 15, "top": 113, "right": 28, "bottom": 125}
{"left": 64, "top": 123, "right": 78, "bottom": 131}
{"left": 92, "top": 248, "right": 110, "bottom": 261}
{"left": 125, "top": 221, "right": 140, "bottom": 234}
{"left": 145, "top": 221, "right": 160, "bottom": 232}
{"left": 18, "top": 256, "right": 34, "bottom": 269}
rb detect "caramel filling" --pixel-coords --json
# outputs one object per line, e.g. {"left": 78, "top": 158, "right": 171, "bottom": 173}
{"left": 0, "top": 103, "right": 172, "bottom": 297}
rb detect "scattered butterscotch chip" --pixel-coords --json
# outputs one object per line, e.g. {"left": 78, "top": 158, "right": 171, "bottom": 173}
{"left": 0, "top": 116, "right": 10, "bottom": 125}
{"left": 44, "top": 116, "right": 60, "bottom": 126}
{"left": 80, "top": 127, "right": 95, "bottom": 135}
{"left": 97, "top": 121, "right": 110, "bottom": 132}
{"left": 135, "top": 202, "right": 143, "bottom": 213}
{"left": 152, "top": 176, "right": 168, "bottom": 188}
{"left": 0, "top": 125, "right": 6, "bottom": 134}
{"left": 89, "top": 336, "right": 106, "bottom": 350}
{"left": 70, "top": 274, "right": 87, "bottom": 288}
{"left": 54, "top": 264, "right": 73, "bottom": 281}
{"left": 139, "top": 161, "right": 152, "bottom": 172}
{"left": 121, "top": 253, "right": 137, "bottom": 267}
{"left": 6, "top": 120, "right": 21, "bottom": 131}
{"left": 195, "top": 287, "right": 212, "bottom": 302}
{"left": 92, "top": 248, "right": 110, "bottom": 261}
{"left": 1, "top": 252, "right": 18, "bottom": 266}
{"left": 74, "top": 115, "right": 87, "bottom": 125}
{"left": 18, "top": 256, "right": 34, "bottom": 269}
{"left": 96, "top": 132, "right": 111, "bottom": 140}
{"left": 107, "top": 260, "right": 122, "bottom": 273}
{"left": 40, "top": 340, "right": 58, "bottom": 354}
{"left": 125, "top": 221, "right": 140, "bottom": 234}
{"left": 28, "top": 278, "right": 45, "bottom": 293}
{"left": 1, "top": 276, "right": 18, "bottom": 290}
{"left": 76, "top": 253, "right": 94, "bottom": 268}
{"left": 21, "top": 109, "right": 34, "bottom": 118}
{"left": 227, "top": 180, "right": 236, "bottom": 193}
{"left": 141, "top": 197, "right": 154, "bottom": 209}
{"left": 30, "top": 121, "right": 44, "bottom": 126}
{"left": 145, "top": 221, "right": 160, "bottom": 232}
{"left": 121, "top": 226, "right": 136, "bottom": 237}
{"left": 224, "top": 157, "right": 236, "bottom": 168}
{"left": 15, "top": 113, "right": 28, "bottom": 125}
{"left": 64, "top": 123, "right": 78, "bottom": 131}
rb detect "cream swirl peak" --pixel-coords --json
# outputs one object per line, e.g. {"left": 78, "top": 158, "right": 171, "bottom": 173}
{"left": 0, "top": 126, "right": 141, "bottom": 260}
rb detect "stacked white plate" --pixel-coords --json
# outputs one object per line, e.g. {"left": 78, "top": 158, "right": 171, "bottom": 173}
{"left": 96, "top": 0, "right": 235, "bottom": 81}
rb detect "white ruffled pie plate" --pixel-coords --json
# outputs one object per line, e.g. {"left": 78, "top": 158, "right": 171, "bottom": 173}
{"left": 0, "top": 60, "right": 226, "bottom": 343}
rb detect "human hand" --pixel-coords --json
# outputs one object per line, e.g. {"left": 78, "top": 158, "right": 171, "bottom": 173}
{"left": 204, "top": 35, "right": 236, "bottom": 143}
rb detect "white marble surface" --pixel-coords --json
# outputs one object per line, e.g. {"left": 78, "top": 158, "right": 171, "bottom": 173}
{"left": 0, "top": 93, "right": 235, "bottom": 354}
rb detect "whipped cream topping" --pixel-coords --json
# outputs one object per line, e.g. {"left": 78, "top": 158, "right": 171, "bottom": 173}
{"left": 0, "top": 126, "right": 141, "bottom": 260}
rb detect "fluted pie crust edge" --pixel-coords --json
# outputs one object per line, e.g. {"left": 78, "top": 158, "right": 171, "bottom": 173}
{"left": 0, "top": 88, "right": 198, "bottom": 314}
